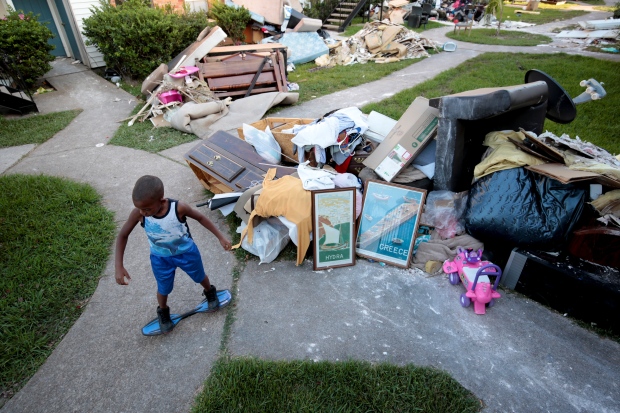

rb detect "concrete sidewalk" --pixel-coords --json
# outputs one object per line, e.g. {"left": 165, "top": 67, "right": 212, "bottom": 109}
{"left": 2, "top": 12, "right": 620, "bottom": 412}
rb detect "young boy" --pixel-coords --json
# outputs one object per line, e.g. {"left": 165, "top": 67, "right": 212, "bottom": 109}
{"left": 115, "top": 175, "right": 231, "bottom": 333}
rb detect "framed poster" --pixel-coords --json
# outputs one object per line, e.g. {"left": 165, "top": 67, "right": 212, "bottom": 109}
{"left": 311, "top": 188, "right": 357, "bottom": 270}
{"left": 355, "top": 180, "right": 426, "bottom": 268}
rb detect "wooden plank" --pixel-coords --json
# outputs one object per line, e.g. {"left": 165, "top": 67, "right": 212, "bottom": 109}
{"left": 188, "top": 145, "right": 245, "bottom": 181}
{"left": 235, "top": 170, "right": 266, "bottom": 189}
{"left": 207, "top": 43, "right": 287, "bottom": 55}
{"left": 187, "top": 162, "right": 233, "bottom": 194}
{"left": 219, "top": 52, "right": 266, "bottom": 63}
{"left": 213, "top": 87, "right": 278, "bottom": 98}
{"left": 272, "top": 51, "right": 286, "bottom": 93}
{"left": 175, "top": 26, "right": 228, "bottom": 70}
{"left": 206, "top": 130, "right": 267, "bottom": 165}
{"left": 278, "top": 52, "right": 287, "bottom": 92}
{"left": 201, "top": 59, "right": 272, "bottom": 78}
{"left": 207, "top": 72, "right": 277, "bottom": 90}
{"left": 185, "top": 131, "right": 296, "bottom": 194}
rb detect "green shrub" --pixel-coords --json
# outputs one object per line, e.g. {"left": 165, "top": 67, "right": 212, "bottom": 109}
{"left": 614, "top": 2, "right": 620, "bottom": 18}
{"left": 302, "top": 0, "right": 340, "bottom": 21}
{"left": 82, "top": 0, "right": 209, "bottom": 79}
{"left": 0, "top": 9, "right": 55, "bottom": 88}
{"left": 207, "top": 3, "right": 251, "bottom": 45}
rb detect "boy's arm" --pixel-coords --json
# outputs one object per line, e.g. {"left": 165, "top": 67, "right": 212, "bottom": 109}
{"left": 178, "top": 201, "right": 232, "bottom": 251}
{"left": 114, "top": 209, "right": 142, "bottom": 285}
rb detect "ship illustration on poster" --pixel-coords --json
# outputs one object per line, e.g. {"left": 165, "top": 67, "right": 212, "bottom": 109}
{"left": 320, "top": 223, "right": 348, "bottom": 251}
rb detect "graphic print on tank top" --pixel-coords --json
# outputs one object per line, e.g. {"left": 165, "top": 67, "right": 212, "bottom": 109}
{"left": 143, "top": 200, "right": 194, "bottom": 256}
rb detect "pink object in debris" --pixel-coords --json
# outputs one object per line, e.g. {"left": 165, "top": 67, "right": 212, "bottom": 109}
{"left": 168, "top": 66, "right": 199, "bottom": 79}
{"left": 443, "top": 247, "right": 502, "bottom": 315}
{"left": 158, "top": 90, "right": 182, "bottom": 104}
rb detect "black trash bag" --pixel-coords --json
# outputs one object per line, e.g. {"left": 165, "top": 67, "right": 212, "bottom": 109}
{"left": 464, "top": 167, "right": 587, "bottom": 250}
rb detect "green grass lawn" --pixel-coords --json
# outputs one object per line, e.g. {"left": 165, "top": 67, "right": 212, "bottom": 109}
{"left": 291, "top": 57, "right": 427, "bottom": 105}
{"left": 504, "top": 6, "right": 588, "bottom": 24}
{"left": 109, "top": 108, "right": 199, "bottom": 153}
{"left": 0, "top": 109, "right": 82, "bottom": 148}
{"left": 361, "top": 52, "right": 620, "bottom": 155}
{"left": 446, "top": 28, "right": 552, "bottom": 45}
{"left": 192, "top": 358, "right": 481, "bottom": 413}
{"left": 0, "top": 174, "right": 115, "bottom": 400}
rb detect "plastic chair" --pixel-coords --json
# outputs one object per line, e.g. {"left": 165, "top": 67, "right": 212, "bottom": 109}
{"left": 408, "top": 6, "right": 424, "bottom": 28}
{"left": 419, "top": 4, "right": 430, "bottom": 28}
{"left": 422, "top": 3, "right": 433, "bottom": 18}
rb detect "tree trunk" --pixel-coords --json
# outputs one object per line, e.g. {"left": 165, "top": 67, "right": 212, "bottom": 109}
{"left": 495, "top": 8, "right": 503, "bottom": 36}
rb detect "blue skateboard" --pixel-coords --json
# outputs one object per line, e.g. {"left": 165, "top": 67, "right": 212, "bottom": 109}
{"left": 141, "top": 289, "right": 232, "bottom": 336}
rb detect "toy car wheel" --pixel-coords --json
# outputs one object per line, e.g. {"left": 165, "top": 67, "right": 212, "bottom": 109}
{"left": 449, "top": 273, "right": 460, "bottom": 285}
{"left": 487, "top": 298, "right": 496, "bottom": 308}
{"left": 460, "top": 293, "right": 471, "bottom": 308}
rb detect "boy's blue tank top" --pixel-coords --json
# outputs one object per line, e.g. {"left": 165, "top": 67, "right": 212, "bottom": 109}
{"left": 141, "top": 199, "right": 194, "bottom": 257}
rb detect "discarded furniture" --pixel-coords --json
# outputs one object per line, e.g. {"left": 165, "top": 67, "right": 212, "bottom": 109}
{"left": 408, "top": 6, "right": 424, "bottom": 28}
{"left": 501, "top": 247, "right": 620, "bottom": 335}
{"left": 184, "top": 130, "right": 294, "bottom": 193}
{"left": 205, "top": 43, "right": 288, "bottom": 65}
{"left": 454, "top": 17, "right": 473, "bottom": 35}
{"left": 429, "top": 70, "right": 600, "bottom": 192}
{"left": 430, "top": 82, "right": 548, "bottom": 191}
{"left": 197, "top": 50, "right": 287, "bottom": 99}
{"left": 569, "top": 224, "right": 620, "bottom": 268}
{"left": 422, "top": 3, "right": 433, "bottom": 24}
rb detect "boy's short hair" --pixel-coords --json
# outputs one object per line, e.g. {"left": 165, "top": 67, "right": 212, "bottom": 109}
{"left": 132, "top": 175, "right": 164, "bottom": 202}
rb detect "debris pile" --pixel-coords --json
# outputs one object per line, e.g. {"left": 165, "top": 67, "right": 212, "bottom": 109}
{"left": 316, "top": 21, "right": 438, "bottom": 67}
{"left": 125, "top": 26, "right": 297, "bottom": 132}
{"left": 177, "top": 66, "right": 620, "bottom": 330}
{"left": 556, "top": 19, "right": 620, "bottom": 51}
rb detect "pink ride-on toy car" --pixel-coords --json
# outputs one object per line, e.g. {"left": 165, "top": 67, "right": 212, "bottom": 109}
{"left": 443, "top": 248, "right": 502, "bottom": 315}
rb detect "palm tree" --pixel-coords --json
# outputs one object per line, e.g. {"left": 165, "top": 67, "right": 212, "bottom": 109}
{"left": 485, "top": 0, "right": 504, "bottom": 36}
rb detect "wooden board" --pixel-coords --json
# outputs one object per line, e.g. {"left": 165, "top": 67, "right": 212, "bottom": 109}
{"left": 188, "top": 145, "right": 244, "bottom": 181}
{"left": 198, "top": 51, "right": 287, "bottom": 100}
{"left": 207, "top": 72, "right": 279, "bottom": 90}
{"left": 184, "top": 130, "right": 295, "bottom": 193}
{"left": 206, "top": 44, "right": 288, "bottom": 67}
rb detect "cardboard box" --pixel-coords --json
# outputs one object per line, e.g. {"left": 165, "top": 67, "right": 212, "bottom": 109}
{"left": 237, "top": 117, "right": 315, "bottom": 162}
{"left": 363, "top": 97, "right": 439, "bottom": 182}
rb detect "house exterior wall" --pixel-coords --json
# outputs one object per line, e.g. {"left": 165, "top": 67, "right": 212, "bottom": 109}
{"left": 0, "top": 0, "right": 9, "bottom": 16}
{"left": 1, "top": 0, "right": 15, "bottom": 16}
{"left": 67, "top": 0, "right": 105, "bottom": 67}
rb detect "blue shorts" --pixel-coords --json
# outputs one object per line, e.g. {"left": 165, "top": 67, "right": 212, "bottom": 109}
{"left": 150, "top": 243, "right": 206, "bottom": 296}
